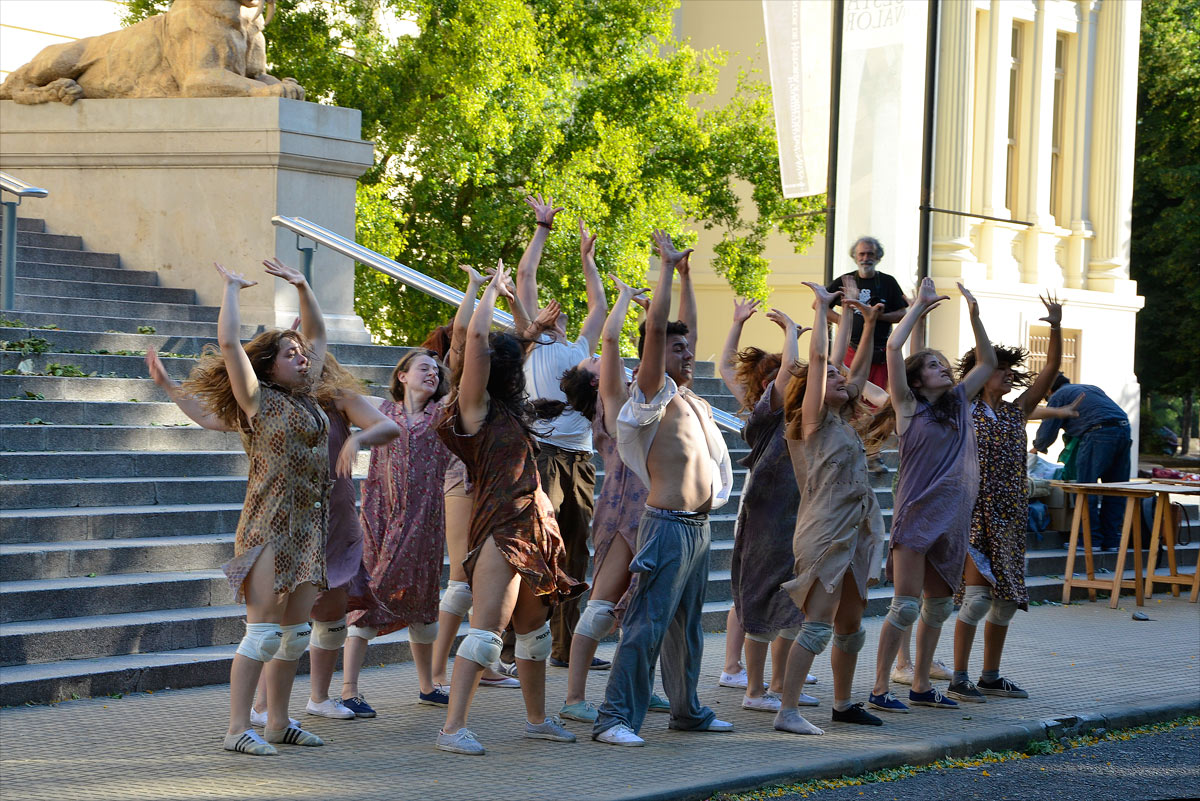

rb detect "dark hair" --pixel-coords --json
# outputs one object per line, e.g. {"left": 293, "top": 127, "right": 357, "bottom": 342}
{"left": 475, "top": 330, "right": 546, "bottom": 437}
{"left": 734, "top": 347, "right": 782, "bottom": 411}
{"left": 420, "top": 324, "right": 453, "bottom": 360}
{"left": 390, "top": 348, "right": 449, "bottom": 407}
{"left": 849, "top": 235, "right": 884, "bottom": 261}
{"left": 957, "top": 345, "right": 1030, "bottom": 387}
{"left": 636, "top": 320, "right": 691, "bottom": 358}
{"left": 530, "top": 364, "right": 600, "bottom": 422}
{"left": 185, "top": 329, "right": 314, "bottom": 430}
{"left": 907, "top": 349, "right": 960, "bottom": 428}
{"left": 1050, "top": 373, "right": 1070, "bottom": 393}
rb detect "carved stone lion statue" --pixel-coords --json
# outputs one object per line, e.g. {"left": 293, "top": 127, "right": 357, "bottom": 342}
{"left": 0, "top": 0, "right": 303, "bottom": 105}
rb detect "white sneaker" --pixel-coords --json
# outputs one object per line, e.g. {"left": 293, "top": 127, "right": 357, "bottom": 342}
{"left": 891, "top": 665, "right": 914, "bottom": 686}
{"left": 249, "top": 708, "right": 298, "bottom": 728}
{"left": 806, "top": 673, "right": 818, "bottom": 684}
{"left": 700, "top": 718, "right": 734, "bottom": 732}
{"left": 797, "top": 693, "right": 820, "bottom": 707}
{"left": 742, "top": 693, "right": 782, "bottom": 713}
{"left": 930, "top": 659, "right": 953, "bottom": 681}
{"left": 719, "top": 669, "right": 749, "bottom": 688}
{"left": 306, "top": 698, "right": 355, "bottom": 719}
{"left": 595, "top": 724, "right": 645, "bottom": 746}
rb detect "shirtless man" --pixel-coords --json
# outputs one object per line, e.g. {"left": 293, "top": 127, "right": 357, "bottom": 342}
{"left": 592, "top": 230, "right": 734, "bottom": 746}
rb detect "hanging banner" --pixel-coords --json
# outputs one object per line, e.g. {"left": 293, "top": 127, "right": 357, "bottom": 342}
{"left": 762, "top": 0, "right": 832, "bottom": 198}
{"left": 832, "top": 0, "right": 929, "bottom": 290}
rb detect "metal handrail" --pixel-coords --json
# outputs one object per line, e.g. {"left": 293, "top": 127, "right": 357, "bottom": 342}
{"left": 271, "top": 214, "right": 743, "bottom": 434}
{"left": 1, "top": 171, "right": 51, "bottom": 311}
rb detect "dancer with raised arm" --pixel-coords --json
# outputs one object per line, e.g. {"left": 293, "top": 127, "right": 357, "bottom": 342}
{"left": 731, "top": 308, "right": 815, "bottom": 715}
{"left": 185, "top": 259, "right": 331, "bottom": 755}
{"left": 867, "top": 278, "right": 996, "bottom": 714}
{"left": 947, "top": 294, "right": 1066, "bottom": 704}
{"left": 592, "top": 231, "right": 734, "bottom": 747}
{"left": 434, "top": 262, "right": 585, "bottom": 755}
{"left": 774, "top": 285, "right": 886, "bottom": 734}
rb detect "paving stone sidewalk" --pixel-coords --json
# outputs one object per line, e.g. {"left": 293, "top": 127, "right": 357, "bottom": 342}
{"left": 2, "top": 597, "right": 1197, "bottom": 801}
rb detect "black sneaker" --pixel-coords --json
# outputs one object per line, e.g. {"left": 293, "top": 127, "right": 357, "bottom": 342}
{"left": 976, "top": 676, "right": 1029, "bottom": 698}
{"left": 831, "top": 702, "right": 882, "bottom": 726}
{"left": 946, "top": 679, "right": 987, "bottom": 703}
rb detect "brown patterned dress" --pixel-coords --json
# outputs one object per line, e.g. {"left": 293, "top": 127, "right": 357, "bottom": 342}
{"left": 436, "top": 398, "right": 585, "bottom": 605}
{"left": 222, "top": 385, "right": 330, "bottom": 601}
{"left": 955, "top": 400, "right": 1030, "bottom": 609}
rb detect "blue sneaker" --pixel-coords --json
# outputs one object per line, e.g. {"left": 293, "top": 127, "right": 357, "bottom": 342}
{"left": 868, "top": 691, "right": 909, "bottom": 713}
{"left": 419, "top": 686, "right": 449, "bottom": 706}
{"left": 908, "top": 687, "right": 958, "bottom": 709}
{"left": 341, "top": 694, "right": 377, "bottom": 718}
{"left": 648, "top": 693, "right": 670, "bottom": 713}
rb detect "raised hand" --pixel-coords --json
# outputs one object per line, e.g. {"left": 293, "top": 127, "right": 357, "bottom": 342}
{"left": 488, "top": 259, "right": 514, "bottom": 300}
{"left": 845, "top": 299, "right": 885, "bottom": 323}
{"left": 525, "top": 193, "right": 564, "bottom": 227}
{"left": 1038, "top": 291, "right": 1064, "bottom": 326}
{"left": 803, "top": 280, "right": 842, "bottom": 308}
{"left": 579, "top": 219, "right": 598, "bottom": 261}
{"left": 458, "top": 263, "right": 487, "bottom": 287}
{"left": 631, "top": 292, "right": 651, "bottom": 312}
{"left": 956, "top": 282, "right": 980, "bottom": 317}
{"left": 262, "top": 257, "right": 306, "bottom": 286}
{"left": 608, "top": 273, "right": 649, "bottom": 299}
{"left": 733, "top": 296, "right": 761, "bottom": 324}
{"left": 912, "top": 276, "right": 948, "bottom": 309}
{"left": 215, "top": 262, "right": 257, "bottom": 290}
{"left": 841, "top": 274, "right": 861, "bottom": 302}
{"left": 651, "top": 229, "right": 693, "bottom": 270}
{"left": 531, "top": 300, "right": 561, "bottom": 334}
{"left": 766, "top": 307, "right": 797, "bottom": 331}
{"left": 145, "top": 349, "right": 179, "bottom": 390}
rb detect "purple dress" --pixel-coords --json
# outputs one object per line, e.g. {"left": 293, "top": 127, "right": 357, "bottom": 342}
{"left": 591, "top": 395, "right": 649, "bottom": 576}
{"left": 323, "top": 406, "right": 365, "bottom": 592}
{"left": 731, "top": 394, "right": 804, "bottom": 635}
{"left": 886, "top": 383, "right": 979, "bottom": 589}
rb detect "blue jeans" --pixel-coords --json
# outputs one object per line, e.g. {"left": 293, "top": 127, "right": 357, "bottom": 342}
{"left": 593, "top": 508, "right": 716, "bottom": 737}
{"left": 1073, "top": 425, "right": 1132, "bottom": 548}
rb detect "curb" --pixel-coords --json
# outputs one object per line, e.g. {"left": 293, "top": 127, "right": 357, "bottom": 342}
{"left": 624, "top": 697, "right": 1200, "bottom": 801}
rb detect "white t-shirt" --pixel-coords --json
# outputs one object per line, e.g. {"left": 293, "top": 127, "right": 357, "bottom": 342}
{"left": 523, "top": 336, "right": 594, "bottom": 452}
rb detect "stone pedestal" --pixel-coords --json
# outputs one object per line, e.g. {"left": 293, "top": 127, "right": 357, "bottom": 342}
{"left": 0, "top": 97, "right": 374, "bottom": 342}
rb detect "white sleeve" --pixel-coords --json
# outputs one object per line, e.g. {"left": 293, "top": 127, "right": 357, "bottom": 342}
{"left": 617, "top": 377, "right": 676, "bottom": 432}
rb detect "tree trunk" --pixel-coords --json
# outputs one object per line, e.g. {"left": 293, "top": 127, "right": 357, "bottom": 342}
{"left": 1181, "top": 389, "right": 1194, "bottom": 456}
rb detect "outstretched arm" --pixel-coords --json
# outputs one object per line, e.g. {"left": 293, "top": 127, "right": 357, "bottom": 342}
{"left": 449, "top": 264, "right": 486, "bottom": 377}
{"left": 801, "top": 282, "right": 842, "bottom": 438}
{"left": 214, "top": 263, "right": 261, "bottom": 420}
{"left": 577, "top": 220, "right": 608, "bottom": 351}
{"left": 457, "top": 261, "right": 514, "bottom": 434}
{"left": 957, "top": 283, "right": 998, "bottom": 400}
{"left": 264, "top": 257, "right": 326, "bottom": 374}
{"left": 601, "top": 274, "right": 649, "bottom": 434}
{"left": 1017, "top": 293, "right": 1065, "bottom": 417}
{"left": 765, "top": 308, "right": 805, "bottom": 411}
{"left": 147, "top": 350, "right": 233, "bottom": 431}
{"left": 515, "top": 193, "right": 563, "bottom": 317}
{"left": 844, "top": 299, "right": 883, "bottom": 398}
{"left": 887, "top": 277, "right": 950, "bottom": 432}
{"left": 718, "top": 297, "right": 761, "bottom": 407}
{"left": 332, "top": 392, "right": 403, "bottom": 478}
{"left": 639, "top": 230, "right": 692, "bottom": 398}
{"left": 676, "top": 248, "right": 699, "bottom": 355}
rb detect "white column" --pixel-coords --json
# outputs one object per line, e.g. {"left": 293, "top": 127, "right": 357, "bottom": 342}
{"left": 1086, "top": 0, "right": 1142, "bottom": 290}
{"left": 931, "top": 0, "right": 979, "bottom": 281}
{"left": 1020, "top": 1, "right": 1064, "bottom": 286}
{"left": 1062, "top": 0, "right": 1099, "bottom": 289}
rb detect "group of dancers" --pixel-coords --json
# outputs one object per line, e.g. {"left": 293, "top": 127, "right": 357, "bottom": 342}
{"left": 156, "top": 199, "right": 1075, "bottom": 756}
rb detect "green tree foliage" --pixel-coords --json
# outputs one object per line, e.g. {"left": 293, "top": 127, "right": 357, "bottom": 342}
{"left": 122, "top": 0, "right": 824, "bottom": 346}
{"left": 1131, "top": 0, "right": 1200, "bottom": 395}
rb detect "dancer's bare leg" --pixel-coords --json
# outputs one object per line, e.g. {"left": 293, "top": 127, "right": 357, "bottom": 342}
{"left": 769, "top": 635, "right": 791, "bottom": 694}
{"left": 341, "top": 634, "right": 368, "bottom": 700}
{"left": 953, "top": 557, "right": 988, "bottom": 678}
{"left": 723, "top": 605, "right": 745, "bottom": 675}
{"left": 831, "top": 581, "right": 866, "bottom": 704}
{"left": 264, "top": 581, "right": 319, "bottom": 732}
{"left": 873, "top": 546, "right": 925, "bottom": 696}
{"left": 229, "top": 547, "right": 286, "bottom": 735}
{"left": 744, "top": 636, "right": 770, "bottom": 700}
{"left": 433, "top": 491, "right": 473, "bottom": 685}
{"left": 308, "top": 588, "right": 347, "bottom": 703}
{"left": 564, "top": 536, "right": 633, "bottom": 706}
{"left": 911, "top": 564, "right": 952, "bottom": 694}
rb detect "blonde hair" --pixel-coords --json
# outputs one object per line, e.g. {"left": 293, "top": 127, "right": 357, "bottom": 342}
{"left": 184, "top": 329, "right": 314, "bottom": 430}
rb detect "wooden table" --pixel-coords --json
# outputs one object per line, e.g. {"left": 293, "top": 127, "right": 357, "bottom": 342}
{"left": 1052, "top": 481, "right": 1200, "bottom": 608}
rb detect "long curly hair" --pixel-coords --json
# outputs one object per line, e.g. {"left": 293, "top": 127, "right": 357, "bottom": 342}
{"left": 184, "top": 329, "right": 315, "bottom": 430}
{"left": 734, "top": 347, "right": 782, "bottom": 411}
{"left": 390, "top": 348, "right": 449, "bottom": 407}
{"left": 531, "top": 364, "right": 600, "bottom": 422}
{"left": 314, "top": 352, "right": 367, "bottom": 410}
{"left": 958, "top": 344, "right": 1030, "bottom": 386}
{"left": 420, "top": 324, "right": 453, "bottom": 361}
{"left": 865, "top": 349, "right": 961, "bottom": 447}
{"left": 781, "top": 360, "right": 868, "bottom": 442}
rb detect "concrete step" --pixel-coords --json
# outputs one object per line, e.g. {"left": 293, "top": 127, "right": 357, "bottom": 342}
{"left": 0, "top": 534, "right": 236, "bottom": 582}
{"left": 0, "top": 311, "right": 243, "bottom": 338}
{"left": 0, "top": 399, "right": 195, "bottom": 426}
{"left": 10, "top": 244, "right": 119, "bottom": 268}
{"left": 0, "top": 569, "right": 232, "bottom": 624}
{"left": 0, "top": 449, "right": 250, "bottom": 481}
{"left": 0, "top": 374, "right": 387, "bottom": 406}
{"left": 0, "top": 501, "right": 244, "bottom": 543}
{"left": 14, "top": 277, "right": 194, "bottom": 305}
{"left": 0, "top": 231, "right": 83, "bottom": 251}
{"left": 0, "top": 424, "right": 243, "bottom": 453}
{"left": 13, "top": 294, "right": 219, "bottom": 323}
{"left": 14, "top": 217, "right": 45, "bottom": 233}
{"left": 14, "top": 261, "right": 160, "bottom": 286}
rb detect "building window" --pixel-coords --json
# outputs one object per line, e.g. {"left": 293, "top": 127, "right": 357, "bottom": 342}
{"left": 1050, "top": 34, "right": 1068, "bottom": 226}
{"left": 1005, "top": 24, "right": 1023, "bottom": 217}
{"left": 1028, "top": 325, "right": 1080, "bottom": 383}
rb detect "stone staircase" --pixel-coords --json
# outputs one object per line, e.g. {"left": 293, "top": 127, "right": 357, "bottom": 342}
{"left": 2, "top": 216, "right": 1196, "bottom": 706}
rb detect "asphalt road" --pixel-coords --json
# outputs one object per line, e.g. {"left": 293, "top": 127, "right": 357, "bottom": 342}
{"left": 733, "top": 724, "right": 1200, "bottom": 801}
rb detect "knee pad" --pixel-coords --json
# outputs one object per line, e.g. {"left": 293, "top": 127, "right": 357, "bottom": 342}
{"left": 348, "top": 624, "right": 378, "bottom": 641}
{"left": 744, "top": 630, "right": 775, "bottom": 644}
{"left": 832, "top": 627, "right": 866, "bottom": 655}
{"left": 956, "top": 585, "right": 993, "bottom": 627}
{"left": 515, "top": 622, "right": 553, "bottom": 662}
{"left": 455, "top": 628, "right": 503, "bottom": 667}
{"left": 920, "top": 596, "right": 954, "bottom": 629}
{"left": 796, "top": 621, "right": 834, "bottom": 655}
{"left": 408, "top": 619, "right": 439, "bottom": 644}
{"left": 574, "top": 600, "right": 617, "bottom": 641}
{"left": 235, "top": 622, "right": 283, "bottom": 662}
{"left": 439, "top": 580, "right": 473, "bottom": 618}
{"left": 777, "top": 627, "right": 800, "bottom": 641}
{"left": 310, "top": 617, "right": 347, "bottom": 651}
{"left": 276, "top": 622, "right": 312, "bottom": 661}
{"left": 986, "top": 599, "right": 1018, "bottom": 627}
{"left": 886, "top": 595, "right": 921, "bottom": 631}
